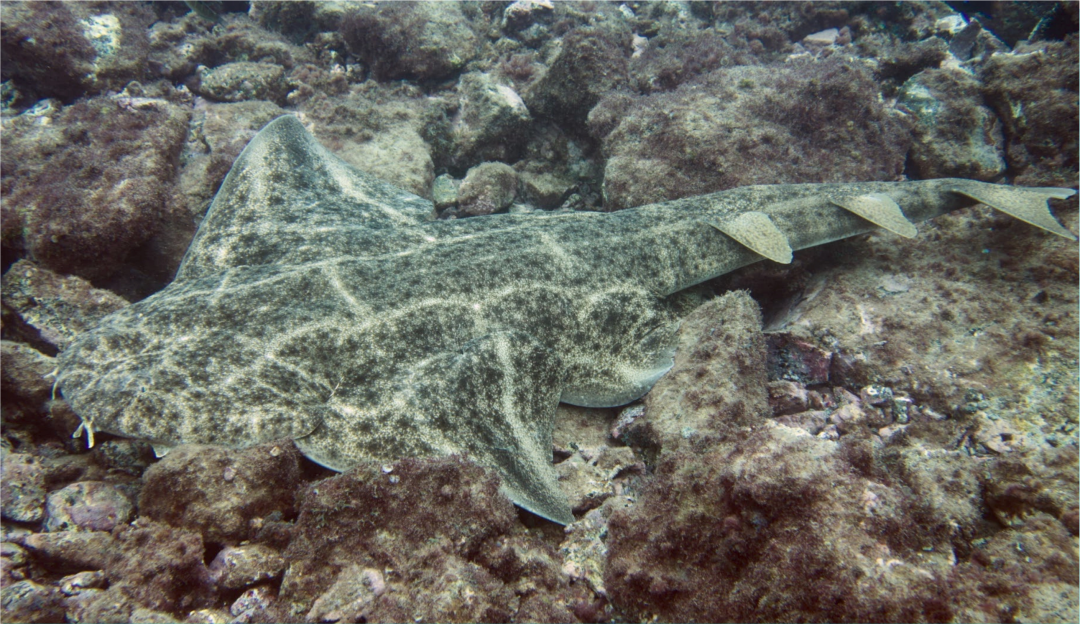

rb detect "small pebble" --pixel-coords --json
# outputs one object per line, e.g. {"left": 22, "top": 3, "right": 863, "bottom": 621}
{"left": 92, "top": 439, "right": 154, "bottom": 476}
{"left": 0, "top": 454, "right": 47, "bottom": 523}
{"left": 45, "top": 481, "right": 134, "bottom": 532}
{"left": 432, "top": 174, "right": 459, "bottom": 212}
{"left": 0, "top": 542, "right": 28, "bottom": 565}
{"left": 830, "top": 403, "right": 866, "bottom": 434}
{"left": 860, "top": 385, "right": 892, "bottom": 406}
{"left": 503, "top": 0, "right": 553, "bottom": 31}
{"left": 0, "top": 580, "right": 66, "bottom": 623}
{"left": 184, "top": 608, "right": 232, "bottom": 624}
{"left": 457, "top": 162, "right": 518, "bottom": 216}
{"left": 803, "top": 28, "right": 839, "bottom": 46}
{"left": 1, "top": 542, "right": 29, "bottom": 583}
{"left": 878, "top": 424, "right": 908, "bottom": 442}
{"left": 306, "top": 565, "right": 386, "bottom": 623}
{"left": 610, "top": 405, "right": 645, "bottom": 440}
{"left": 230, "top": 584, "right": 274, "bottom": 618}
{"left": 773, "top": 410, "right": 830, "bottom": 435}
{"left": 768, "top": 380, "right": 809, "bottom": 416}
{"left": 817, "top": 424, "right": 840, "bottom": 441}
{"left": 209, "top": 544, "right": 286, "bottom": 589}
{"left": 921, "top": 406, "right": 949, "bottom": 421}
{"left": 59, "top": 570, "right": 107, "bottom": 595}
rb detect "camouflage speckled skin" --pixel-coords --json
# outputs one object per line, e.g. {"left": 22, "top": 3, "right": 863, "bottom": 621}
{"left": 56, "top": 116, "right": 1075, "bottom": 524}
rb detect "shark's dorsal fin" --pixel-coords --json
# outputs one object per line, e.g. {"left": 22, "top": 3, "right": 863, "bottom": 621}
{"left": 832, "top": 193, "right": 918, "bottom": 238}
{"left": 949, "top": 183, "right": 1077, "bottom": 240}
{"left": 177, "top": 115, "right": 435, "bottom": 282}
{"left": 708, "top": 211, "right": 793, "bottom": 264}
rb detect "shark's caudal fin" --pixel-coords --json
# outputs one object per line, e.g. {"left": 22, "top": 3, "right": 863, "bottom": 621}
{"left": 948, "top": 183, "right": 1078, "bottom": 241}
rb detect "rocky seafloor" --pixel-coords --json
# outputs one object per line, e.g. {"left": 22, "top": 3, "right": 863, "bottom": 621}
{"left": 1, "top": 1, "right": 1077, "bottom": 622}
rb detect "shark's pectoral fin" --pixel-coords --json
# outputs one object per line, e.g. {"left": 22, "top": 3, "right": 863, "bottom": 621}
{"left": 427, "top": 330, "right": 572, "bottom": 524}
{"left": 949, "top": 183, "right": 1077, "bottom": 240}
{"left": 832, "top": 193, "right": 918, "bottom": 238}
{"left": 177, "top": 115, "right": 436, "bottom": 282}
{"left": 407, "top": 331, "right": 574, "bottom": 524}
{"left": 294, "top": 330, "right": 572, "bottom": 524}
{"left": 708, "top": 211, "right": 794, "bottom": 264}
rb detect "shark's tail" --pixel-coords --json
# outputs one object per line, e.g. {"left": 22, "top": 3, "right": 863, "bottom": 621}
{"left": 946, "top": 181, "right": 1077, "bottom": 241}
{"left": 708, "top": 181, "right": 1077, "bottom": 265}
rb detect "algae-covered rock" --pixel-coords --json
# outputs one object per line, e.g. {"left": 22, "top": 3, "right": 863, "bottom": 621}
{"left": 0, "top": 579, "right": 66, "bottom": 624}
{"left": 16, "top": 530, "right": 115, "bottom": 574}
{"left": 432, "top": 174, "right": 460, "bottom": 212}
{"left": 604, "top": 294, "right": 1080, "bottom": 622}
{"left": 340, "top": 2, "right": 478, "bottom": 81}
{"left": 604, "top": 415, "right": 1061, "bottom": 622}
{"left": 512, "top": 121, "right": 598, "bottom": 210}
{"left": 0, "top": 2, "right": 153, "bottom": 101}
{"left": 63, "top": 587, "right": 150, "bottom": 624}
{"left": 0, "top": 453, "right": 47, "bottom": 524}
{"left": 139, "top": 441, "right": 304, "bottom": 546}
{"left": 1, "top": 541, "right": 29, "bottom": 585}
{"left": 0, "top": 340, "right": 55, "bottom": 406}
{"left": 44, "top": 481, "right": 134, "bottom": 533}
{"left": 979, "top": 39, "right": 1079, "bottom": 186}
{"left": 195, "top": 61, "right": 288, "bottom": 104}
{"left": 502, "top": 0, "right": 555, "bottom": 34}
{"left": 899, "top": 68, "right": 1006, "bottom": 180}
{"left": 107, "top": 519, "right": 215, "bottom": 613}
{"left": 58, "top": 569, "right": 107, "bottom": 595}
{"left": 147, "top": 10, "right": 314, "bottom": 83}
{"left": 1, "top": 95, "right": 190, "bottom": 283}
{"left": 274, "top": 455, "right": 584, "bottom": 623}
{"left": 299, "top": 83, "right": 436, "bottom": 197}
{"left": 592, "top": 58, "right": 910, "bottom": 210}
{"left": 208, "top": 544, "right": 286, "bottom": 590}
{"left": 450, "top": 72, "right": 532, "bottom": 168}
{"left": 525, "top": 26, "right": 630, "bottom": 134}
{"left": 456, "top": 162, "right": 519, "bottom": 217}
{"left": 637, "top": 291, "right": 769, "bottom": 453}
{"left": 0, "top": 261, "right": 129, "bottom": 353}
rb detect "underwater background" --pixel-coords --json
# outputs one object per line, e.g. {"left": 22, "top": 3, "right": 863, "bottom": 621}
{"left": 1, "top": 2, "right": 1077, "bottom": 622}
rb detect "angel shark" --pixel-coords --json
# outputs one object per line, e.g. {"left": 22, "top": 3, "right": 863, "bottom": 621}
{"left": 56, "top": 115, "right": 1076, "bottom": 524}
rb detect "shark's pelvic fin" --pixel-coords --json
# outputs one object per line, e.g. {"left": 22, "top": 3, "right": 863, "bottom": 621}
{"left": 709, "top": 211, "right": 794, "bottom": 264}
{"left": 832, "top": 192, "right": 918, "bottom": 239}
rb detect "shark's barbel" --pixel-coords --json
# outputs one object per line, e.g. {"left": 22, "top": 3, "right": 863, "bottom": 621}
{"left": 56, "top": 116, "right": 1076, "bottom": 524}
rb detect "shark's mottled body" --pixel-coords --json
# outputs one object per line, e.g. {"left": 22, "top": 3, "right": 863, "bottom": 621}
{"left": 57, "top": 116, "right": 1075, "bottom": 523}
